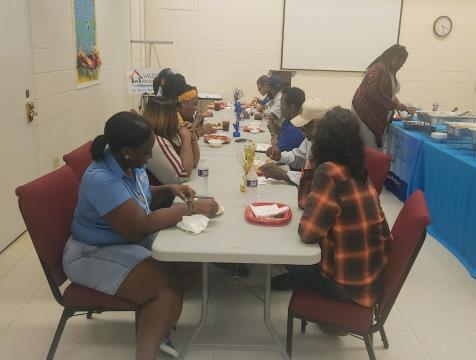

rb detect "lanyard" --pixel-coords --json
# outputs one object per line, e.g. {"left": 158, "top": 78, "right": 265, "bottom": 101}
{"left": 128, "top": 173, "right": 150, "bottom": 215}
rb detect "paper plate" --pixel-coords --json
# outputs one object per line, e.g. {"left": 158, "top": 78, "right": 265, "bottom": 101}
{"left": 244, "top": 202, "right": 292, "bottom": 226}
{"left": 243, "top": 126, "right": 264, "bottom": 133}
{"left": 204, "top": 134, "right": 231, "bottom": 144}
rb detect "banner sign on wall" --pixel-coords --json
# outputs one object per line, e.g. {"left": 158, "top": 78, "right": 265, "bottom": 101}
{"left": 127, "top": 68, "right": 160, "bottom": 94}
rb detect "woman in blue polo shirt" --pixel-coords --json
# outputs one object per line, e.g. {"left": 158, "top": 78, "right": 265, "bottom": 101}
{"left": 63, "top": 111, "right": 218, "bottom": 360}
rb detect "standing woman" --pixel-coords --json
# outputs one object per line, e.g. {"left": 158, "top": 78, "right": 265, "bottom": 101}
{"left": 352, "top": 44, "right": 415, "bottom": 149}
{"left": 62, "top": 111, "right": 218, "bottom": 360}
{"left": 143, "top": 96, "right": 200, "bottom": 184}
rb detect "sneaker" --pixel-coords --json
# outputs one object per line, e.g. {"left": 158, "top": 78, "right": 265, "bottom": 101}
{"left": 159, "top": 337, "right": 179, "bottom": 358}
{"left": 271, "top": 273, "right": 293, "bottom": 290}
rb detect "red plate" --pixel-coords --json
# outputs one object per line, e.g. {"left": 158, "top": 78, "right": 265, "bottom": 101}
{"left": 244, "top": 202, "right": 292, "bottom": 226}
{"left": 243, "top": 126, "right": 264, "bottom": 133}
{"left": 204, "top": 134, "right": 230, "bottom": 144}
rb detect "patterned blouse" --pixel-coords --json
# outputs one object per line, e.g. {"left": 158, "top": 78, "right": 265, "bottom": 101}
{"left": 299, "top": 162, "right": 392, "bottom": 307}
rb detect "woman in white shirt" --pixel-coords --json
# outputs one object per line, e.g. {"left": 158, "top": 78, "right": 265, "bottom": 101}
{"left": 143, "top": 96, "right": 200, "bottom": 184}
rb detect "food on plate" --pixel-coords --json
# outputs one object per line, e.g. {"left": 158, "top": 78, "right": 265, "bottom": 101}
{"left": 208, "top": 101, "right": 226, "bottom": 111}
{"left": 242, "top": 100, "right": 260, "bottom": 109}
{"left": 204, "top": 134, "right": 230, "bottom": 144}
{"left": 243, "top": 125, "right": 264, "bottom": 133}
{"left": 208, "top": 138, "right": 223, "bottom": 147}
{"left": 245, "top": 202, "right": 292, "bottom": 225}
{"left": 210, "top": 121, "right": 223, "bottom": 129}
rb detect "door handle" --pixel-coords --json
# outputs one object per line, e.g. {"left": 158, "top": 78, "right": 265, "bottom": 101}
{"left": 26, "top": 101, "right": 37, "bottom": 122}
{"left": 25, "top": 89, "right": 37, "bottom": 123}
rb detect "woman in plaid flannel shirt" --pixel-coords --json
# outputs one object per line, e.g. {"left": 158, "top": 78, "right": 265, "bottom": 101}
{"left": 274, "top": 107, "right": 392, "bottom": 309}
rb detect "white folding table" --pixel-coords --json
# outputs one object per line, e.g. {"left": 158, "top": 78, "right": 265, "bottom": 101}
{"left": 151, "top": 110, "right": 321, "bottom": 359}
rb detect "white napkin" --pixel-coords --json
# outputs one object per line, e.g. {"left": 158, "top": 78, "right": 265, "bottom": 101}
{"left": 177, "top": 214, "right": 210, "bottom": 234}
{"left": 258, "top": 176, "right": 289, "bottom": 185}
{"left": 255, "top": 143, "right": 270, "bottom": 152}
{"left": 250, "top": 204, "right": 289, "bottom": 218}
{"left": 258, "top": 176, "right": 269, "bottom": 185}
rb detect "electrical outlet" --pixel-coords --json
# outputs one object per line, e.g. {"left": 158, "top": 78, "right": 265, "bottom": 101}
{"left": 52, "top": 157, "right": 60, "bottom": 168}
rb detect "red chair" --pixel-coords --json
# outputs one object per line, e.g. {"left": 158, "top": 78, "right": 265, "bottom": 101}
{"left": 286, "top": 190, "right": 430, "bottom": 360}
{"left": 62, "top": 141, "right": 93, "bottom": 180}
{"left": 15, "top": 166, "right": 139, "bottom": 360}
{"left": 365, "top": 147, "right": 392, "bottom": 195}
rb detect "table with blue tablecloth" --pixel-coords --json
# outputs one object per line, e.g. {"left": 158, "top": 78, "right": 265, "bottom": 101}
{"left": 385, "top": 121, "right": 476, "bottom": 277}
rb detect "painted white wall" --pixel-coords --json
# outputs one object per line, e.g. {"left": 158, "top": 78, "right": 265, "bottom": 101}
{"left": 144, "top": 0, "right": 476, "bottom": 111}
{"left": 30, "top": 0, "right": 131, "bottom": 175}
{"left": 25, "top": 0, "right": 476, "bottom": 174}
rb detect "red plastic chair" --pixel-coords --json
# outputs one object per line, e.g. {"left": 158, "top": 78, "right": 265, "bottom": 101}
{"left": 62, "top": 141, "right": 93, "bottom": 180}
{"left": 286, "top": 190, "right": 430, "bottom": 360}
{"left": 365, "top": 146, "right": 392, "bottom": 195}
{"left": 15, "top": 166, "right": 139, "bottom": 360}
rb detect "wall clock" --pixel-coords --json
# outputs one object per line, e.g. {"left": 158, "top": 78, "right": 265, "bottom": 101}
{"left": 433, "top": 16, "right": 452, "bottom": 37}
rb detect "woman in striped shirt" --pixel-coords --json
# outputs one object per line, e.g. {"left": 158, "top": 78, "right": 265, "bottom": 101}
{"left": 143, "top": 96, "right": 200, "bottom": 184}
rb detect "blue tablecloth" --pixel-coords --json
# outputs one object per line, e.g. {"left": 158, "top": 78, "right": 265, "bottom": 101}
{"left": 385, "top": 124, "right": 426, "bottom": 201}
{"left": 385, "top": 122, "right": 476, "bottom": 277}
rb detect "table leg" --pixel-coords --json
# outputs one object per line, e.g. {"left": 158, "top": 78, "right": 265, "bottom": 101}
{"left": 177, "top": 262, "right": 209, "bottom": 360}
{"left": 264, "top": 264, "right": 291, "bottom": 360}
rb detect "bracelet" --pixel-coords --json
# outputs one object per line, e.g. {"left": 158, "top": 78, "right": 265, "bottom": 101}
{"left": 185, "top": 198, "right": 196, "bottom": 215}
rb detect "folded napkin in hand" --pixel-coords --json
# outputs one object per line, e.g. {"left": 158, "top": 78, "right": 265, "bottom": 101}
{"left": 250, "top": 204, "right": 289, "bottom": 218}
{"left": 177, "top": 214, "right": 210, "bottom": 234}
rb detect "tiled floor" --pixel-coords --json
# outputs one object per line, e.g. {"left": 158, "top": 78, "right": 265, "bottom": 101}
{"left": 1, "top": 189, "right": 475, "bottom": 359}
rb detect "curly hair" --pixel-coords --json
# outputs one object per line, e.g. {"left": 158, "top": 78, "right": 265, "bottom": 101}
{"left": 311, "top": 107, "right": 368, "bottom": 182}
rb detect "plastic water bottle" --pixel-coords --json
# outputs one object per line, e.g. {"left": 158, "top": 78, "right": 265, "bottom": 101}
{"left": 197, "top": 157, "right": 209, "bottom": 195}
{"left": 246, "top": 166, "right": 258, "bottom": 201}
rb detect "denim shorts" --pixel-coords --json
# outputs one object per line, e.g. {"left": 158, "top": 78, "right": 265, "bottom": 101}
{"left": 62, "top": 237, "right": 151, "bottom": 295}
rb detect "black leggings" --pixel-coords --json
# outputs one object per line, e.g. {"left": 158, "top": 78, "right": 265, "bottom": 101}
{"left": 285, "top": 265, "right": 352, "bottom": 303}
